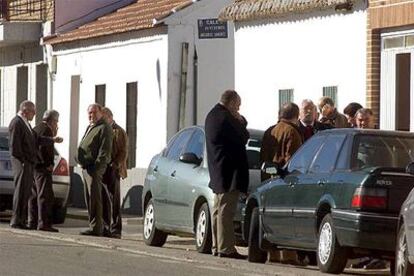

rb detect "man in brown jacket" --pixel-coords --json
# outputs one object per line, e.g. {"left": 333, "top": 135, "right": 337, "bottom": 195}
{"left": 318, "top": 96, "right": 350, "bottom": 128}
{"left": 102, "top": 107, "right": 128, "bottom": 239}
{"left": 260, "top": 102, "right": 303, "bottom": 181}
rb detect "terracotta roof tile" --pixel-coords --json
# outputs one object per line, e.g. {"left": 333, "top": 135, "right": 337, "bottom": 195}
{"left": 219, "top": 0, "right": 355, "bottom": 22}
{"left": 45, "top": 0, "right": 193, "bottom": 45}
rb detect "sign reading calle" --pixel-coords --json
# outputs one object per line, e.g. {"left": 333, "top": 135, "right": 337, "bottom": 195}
{"left": 198, "top": 18, "right": 228, "bottom": 39}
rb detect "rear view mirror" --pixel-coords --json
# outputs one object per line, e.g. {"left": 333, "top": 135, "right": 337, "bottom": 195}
{"left": 261, "top": 162, "right": 279, "bottom": 176}
{"left": 406, "top": 162, "right": 414, "bottom": 175}
{"left": 179, "top": 152, "right": 202, "bottom": 166}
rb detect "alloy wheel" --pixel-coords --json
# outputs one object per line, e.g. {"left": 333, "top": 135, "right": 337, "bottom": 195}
{"left": 144, "top": 203, "right": 154, "bottom": 240}
{"left": 319, "top": 222, "right": 333, "bottom": 265}
{"left": 397, "top": 227, "right": 408, "bottom": 275}
{"left": 196, "top": 209, "right": 207, "bottom": 247}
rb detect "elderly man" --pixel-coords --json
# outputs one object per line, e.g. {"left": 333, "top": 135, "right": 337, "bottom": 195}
{"left": 205, "top": 90, "right": 249, "bottom": 259}
{"left": 28, "top": 110, "right": 61, "bottom": 232}
{"left": 8, "top": 101, "right": 61, "bottom": 229}
{"left": 101, "top": 107, "right": 128, "bottom": 239}
{"left": 318, "top": 96, "right": 349, "bottom": 128}
{"left": 76, "top": 104, "right": 113, "bottom": 236}
{"left": 355, "top": 108, "right": 375, "bottom": 129}
{"left": 298, "top": 99, "right": 331, "bottom": 141}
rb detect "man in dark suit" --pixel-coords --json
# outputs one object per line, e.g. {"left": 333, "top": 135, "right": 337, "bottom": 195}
{"left": 205, "top": 90, "right": 249, "bottom": 259}
{"left": 28, "top": 110, "right": 61, "bottom": 232}
{"left": 298, "top": 99, "right": 332, "bottom": 141}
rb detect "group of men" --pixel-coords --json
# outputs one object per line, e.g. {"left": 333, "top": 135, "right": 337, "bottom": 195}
{"left": 204, "top": 91, "right": 374, "bottom": 261}
{"left": 8, "top": 101, "right": 128, "bottom": 239}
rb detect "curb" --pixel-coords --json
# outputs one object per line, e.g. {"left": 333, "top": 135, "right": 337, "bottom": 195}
{"left": 66, "top": 210, "right": 143, "bottom": 225}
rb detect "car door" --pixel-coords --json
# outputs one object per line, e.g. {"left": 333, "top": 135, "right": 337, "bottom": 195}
{"left": 152, "top": 128, "right": 194, "bottom": 227}
{"left": 167, "top": 128, "right": 207, "bottom": 229}
{"left": 262, "top": 135, "right": 325, "bottom": 245}
{"left": 292, "top": 134, "right": 347, "bottom": 248}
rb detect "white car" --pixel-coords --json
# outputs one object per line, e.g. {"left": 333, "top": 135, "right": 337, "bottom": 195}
{"left": 0, "top": 127, "right": 70, "bottom": 223}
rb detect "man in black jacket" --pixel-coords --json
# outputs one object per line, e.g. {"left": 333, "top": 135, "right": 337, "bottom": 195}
{"left": 205, "top": 90, "right": 249, "bottom": 259}
{"left": 28, "top": 110, "right": 61, "bottom": 232}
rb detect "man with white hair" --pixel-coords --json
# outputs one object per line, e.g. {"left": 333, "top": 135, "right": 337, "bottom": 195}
{"left": 298, "top": 99, "right": 332, "bottom": 141}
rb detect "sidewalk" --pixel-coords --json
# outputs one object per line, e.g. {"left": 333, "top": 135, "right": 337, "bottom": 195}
{"left": 66, "top": 207, "right": 142, "bottom": 225}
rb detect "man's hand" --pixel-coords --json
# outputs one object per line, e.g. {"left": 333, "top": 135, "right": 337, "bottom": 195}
{"left": 321, "top": 104, "right": 334, "bottom": 118}
{"left": 53, "top": 136, "right": 63, "bottom": 143}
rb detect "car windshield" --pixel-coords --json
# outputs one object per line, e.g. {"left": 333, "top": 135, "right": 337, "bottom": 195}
{"left": 353, "top": 135, "right": 414, "bottom": 169}
{"left": 0, "top": 133, "right": 9, "bottom": 151}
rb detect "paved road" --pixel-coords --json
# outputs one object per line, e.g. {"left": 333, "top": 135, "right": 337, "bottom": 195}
{"left": 0, "top": 211, "right": 391, "bottom": 276}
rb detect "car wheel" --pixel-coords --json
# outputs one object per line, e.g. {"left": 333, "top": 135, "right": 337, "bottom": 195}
{"left": 248, "top": 207, "right": 267, "bottom": 263}
{"left": 52, "top": 206, "right": 67, "bottom": 224}
{"left": 317, "top": 214, "right": 347, "bottom": 274}
{"left": 195, "top": 202, "right": 212, "bottom": 253}
{"left": 396, "top": 223, "right": 414, "bottom": 276}
{"left": 143, "top": 199, "right": 167, "bottom": 247}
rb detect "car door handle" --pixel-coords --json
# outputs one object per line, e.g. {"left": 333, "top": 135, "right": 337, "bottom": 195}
{"left": 317, "top": 180, "right": 326, "bottom": 186}
{"left": 170, "top": 170, "right": 176, "bottom": 177}
{"left": 153, "top": 166, "right": 158, "bottom": 172}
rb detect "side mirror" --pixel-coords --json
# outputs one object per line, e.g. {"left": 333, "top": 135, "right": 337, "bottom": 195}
{"left": 261, "top": 161, "right": 279, "bottom": 176}
{"left": 406, "top": 162, "right": 414, "bottom": 175}
{"left": 179, "top": 152, "right": 202, "bottom": 166}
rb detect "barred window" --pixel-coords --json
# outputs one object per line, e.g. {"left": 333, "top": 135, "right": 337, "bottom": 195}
{"left": 323, "top": 86, "right": 338, "bottom": 107}
{"left": 95, "top": 84, "right": 106, "bottom": 106}
{"left": 279, "top": 89, "right": 294, "bottom": 108}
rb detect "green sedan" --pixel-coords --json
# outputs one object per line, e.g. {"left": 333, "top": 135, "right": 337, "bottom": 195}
{"left": 142, "top": 126, "right": 263, "bottom": 253}
{"left": 247, "top": 128, "right": 414, "bottom": 274}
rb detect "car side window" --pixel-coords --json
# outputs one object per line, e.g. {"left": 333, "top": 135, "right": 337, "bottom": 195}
{"left": 309, "top": 134, "right": 347, "bottom": 173}
{"left": 287, "top": 135, "right": 325, "bottom": 174}
{"left": 166, "top": 129, "right": 193, "bottom": 161}
{"left": 184, "top": 129, "right": 205, "bottom": 159}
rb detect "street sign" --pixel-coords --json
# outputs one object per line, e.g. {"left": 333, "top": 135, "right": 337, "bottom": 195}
{"left": 198, "top": 18, "right": 228, "bottom": 39}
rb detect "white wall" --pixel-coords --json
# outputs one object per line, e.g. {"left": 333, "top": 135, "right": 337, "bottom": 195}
{"left": 165, "top": 0, "right": 235, "bottom": 139}
{"left": 235, "top": 7, "right": 367, "bottom": 130}
{"left": 52, "top": 33, "right": 169, "bottom": 190}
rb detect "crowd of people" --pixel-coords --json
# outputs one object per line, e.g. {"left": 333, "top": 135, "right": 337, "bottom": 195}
{"left": 8, "top": 101, "right": 128, "bottom": 239}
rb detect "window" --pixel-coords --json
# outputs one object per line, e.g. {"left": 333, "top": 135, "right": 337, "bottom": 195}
{"left": 309, "top": 134, "right": 346, "bottom": 173}
{"left": 323, "top": 86, "right": 338, "bottom": 107}
{"left": 36, "top": 64, "right": 48, "bottom": 126}
{"left": 279, "top": 89, "right": 294, "bottom": 108}
{"left": 166, "top": 129, "right": 193, "bottom": 161}
{"left": 288, "top": 135, "right": 325, "bottom": 174}
{"left": 95, "top": 84, "right": 106, "bottom": 106}
{"left": 184, "top": 129, "right": 205, "bottom": 159}
{"left": 126, "top": 82, "right": 137, "bottom": 169}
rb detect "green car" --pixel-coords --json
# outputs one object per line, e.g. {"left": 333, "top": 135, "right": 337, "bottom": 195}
{"left": 246, "top": 128, "right": 414, "bottom": 274}
{"left": 142, "top": 126, "right": 263, "bottom": 252}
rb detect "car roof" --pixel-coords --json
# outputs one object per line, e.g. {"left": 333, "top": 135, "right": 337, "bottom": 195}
{"left": 317, "top": 128, "right": 414, "bottom": 138}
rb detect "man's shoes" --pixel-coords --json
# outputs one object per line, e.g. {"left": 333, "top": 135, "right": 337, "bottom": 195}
{"left": 10, "top": 224, "right": 30, "bottom": 230}
{"left": 103, "top": 229, "right": 112, "bottom": 238}
{"left": 38, "top": 226, "right": 59, "bottom": 233}
{"left": 111, "top": 233, "right": 121, "bottom": 239}
{"left": 212, "top": 251, "right": 218, "bottom": 257}
{"left": 218, "top": 251, "right": 247, "bottom": 259}
{"left": 27, "top": 224, "right": 37, "bottom": 230}
{"left": 80, "top": 229, "right": 102, "bottom": 236}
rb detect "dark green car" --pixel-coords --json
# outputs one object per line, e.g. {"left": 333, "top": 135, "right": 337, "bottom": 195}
{"left": 246, "top": 128, "right": 414, "bottom": 274}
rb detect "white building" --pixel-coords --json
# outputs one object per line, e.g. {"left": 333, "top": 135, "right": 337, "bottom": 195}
{"left": 45, "top": 0, "right": 234, "bottom": 211}
{"left": 220, "top": 0, "right": 367, "bottom": 130}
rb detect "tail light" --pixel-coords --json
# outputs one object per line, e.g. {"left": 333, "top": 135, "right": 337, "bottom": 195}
{"left": 351, "top": 187, "right": 387, "bottom": 210}
{"left": 53, "top": 158, "right": 69, "bottom": 176}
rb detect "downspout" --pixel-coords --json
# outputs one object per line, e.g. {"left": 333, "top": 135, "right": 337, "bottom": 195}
{"left": 193, "top": 46, "right": 198, "bottom": 125}
{"left": 178, "top": 42, "right": 189, "bottom": 131}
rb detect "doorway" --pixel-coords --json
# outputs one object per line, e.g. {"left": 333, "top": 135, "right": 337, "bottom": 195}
{"left": 395, "top": 53, "right": 411, "bottom": 131}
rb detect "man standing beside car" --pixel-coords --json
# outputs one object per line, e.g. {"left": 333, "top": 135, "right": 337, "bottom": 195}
{"left": 76, "top": 104, "right": 112, "bottom": 236}
{"left": 298, "top": 99, "right": 331, "bottom": 141}
{"left": 205, "top": 90, "right": 249, "bottom": 259}
{"left": 28, "top": 110, "right": 62, "bottom": 232}
{"left": 101, "top": 107, "right": 128, "bottom": 239}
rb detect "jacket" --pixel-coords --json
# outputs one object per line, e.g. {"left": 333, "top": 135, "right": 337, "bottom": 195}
{"left": 76, "top": 118, "right": 113, "bottom": 172}
{"left": 320, "top": 109, "right": 350, "bottom": 128}
{"left": 33, "top": 122, "right": 54, "bottom": 169}
{"left": 297, "top": 120, "right": 333, "bottom": 141}
{"left": 205, "top": 104, "right": 250, "bottom": 194}
{"left": 8, "top": 115, "right": 38, "bottom": 164}
{"left": 111, "top": 122, "right": 128, "bottom": 179}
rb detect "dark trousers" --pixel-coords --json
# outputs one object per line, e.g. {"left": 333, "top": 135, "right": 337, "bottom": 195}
{"left": 82, "top": 167, "right": 106, "bottom": 235}
{"left": 102, "top": 165, "right": 122, "bottom": 235}
{"left": 28, "top": 168, "right": 54, "bottom": 228}
{"left": 10, "top": 157, "right": 34, "bottom": 227}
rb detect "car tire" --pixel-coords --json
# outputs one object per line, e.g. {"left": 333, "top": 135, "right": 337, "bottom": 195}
{"left": 52, "top": 206, "right": 67, "bottom": 224}
{"left": 395, "top": 223, "right": 414, "bottom": 276}
{"left": 317, "top": 214, "right": 347, "bottom": 274}
{"left": 248, "top": 207, "right": 267, "bottom": 263}
{"left": 143, "top": 199, "right": 167, "bottom": 247}
{"left": 195, "top": 202, "right": 212, "bottom": 253}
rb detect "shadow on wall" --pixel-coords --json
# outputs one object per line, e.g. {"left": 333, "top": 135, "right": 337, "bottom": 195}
{"left": 68, "top": 167, "right": 86, "bottom": 209}
{"left": 121, "top": 185, "right": 143, "bottom": 216}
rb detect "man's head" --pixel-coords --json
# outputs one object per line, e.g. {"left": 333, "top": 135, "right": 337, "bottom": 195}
{"left": 279, "top": 102, "right": 300, "bottom": 122}
{"left": 220, "top": 90, "right": 241, "bottom": 114}
{"left": 42, "top": 109, "right": 60, "bottom": 134}
{"left": 343, "top": 102, "right": 363, "bottom": 127}
{"left": 300, "top": 99, "right": 317, "bottom": 125}
{"left": 355, "top": 108, "right": 374, "bottom": 129}
{"left": 101, "top": 107, "right": 114, "bottom": 124}
{"left": 19, "top": 100, "right": 36, "bottom": 121}
{"left": 87, "top": 103, "right": 103, "bottom": 125}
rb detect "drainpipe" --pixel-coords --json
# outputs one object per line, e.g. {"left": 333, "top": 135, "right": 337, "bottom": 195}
{"left": 178, "top": 42, "right": 189, "bottom": 131}
{"left": 193, "top": 46, "right": 198, "bottom": 125}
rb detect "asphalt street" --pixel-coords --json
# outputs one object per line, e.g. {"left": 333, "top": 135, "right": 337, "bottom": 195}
{"left": 0, "top": 210, "right": 391, "bottom": 276}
